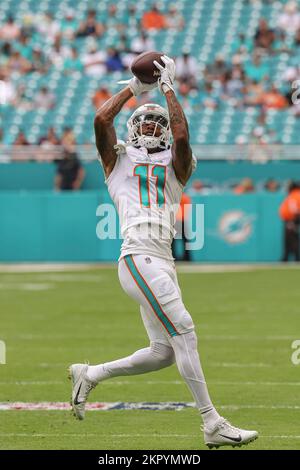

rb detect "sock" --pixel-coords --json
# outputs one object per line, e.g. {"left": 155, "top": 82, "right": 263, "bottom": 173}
{"left": 169, "top": 331, "right": 221, "bottom": 427}
{"left": 87, "top": 342, "right": 175, "bottom": 383}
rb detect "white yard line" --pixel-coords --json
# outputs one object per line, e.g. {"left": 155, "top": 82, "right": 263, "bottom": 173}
{"left": 0, "top": 379, "right": 299, "bottom": 386}
{"left": 0, "top": 283, "right": 54, "bottom": 290}
{"left": 0, "top": 263, "right": 299, "bottom": 274}
{"left": 0, "top": 402, "right": 300, "bottom": 411}
{"left": 0, "top": 433, "right": 299, "bottom": 441}
{"left": 0, "top": 264, "right": 114, "bottom": 273}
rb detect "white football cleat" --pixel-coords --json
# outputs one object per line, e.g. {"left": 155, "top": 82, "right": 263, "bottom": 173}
{"left": 68, "top": 363, "right": 97, "bottom": 420}
{"left": 203, "top": 417, "right": 258, "bottom": 449}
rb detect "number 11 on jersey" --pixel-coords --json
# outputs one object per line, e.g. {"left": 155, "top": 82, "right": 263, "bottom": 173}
{"left": 134, "top": 164, "right": 166, "bottom": 208}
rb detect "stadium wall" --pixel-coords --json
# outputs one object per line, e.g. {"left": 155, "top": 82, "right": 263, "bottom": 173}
{"left": 0, "top": 191, "right": 284, "bottom": 262}
{"left": 0, "top": 161, "right": 299, "bottom": 190}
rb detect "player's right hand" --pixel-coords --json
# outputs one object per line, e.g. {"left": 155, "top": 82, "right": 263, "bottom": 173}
{"left": 118, "top": 77, "right": 157, "bottom": 96}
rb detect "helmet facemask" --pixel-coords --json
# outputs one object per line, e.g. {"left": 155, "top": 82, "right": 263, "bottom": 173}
{"left": 127, "top": 105, "right": 171, "bottom": 150}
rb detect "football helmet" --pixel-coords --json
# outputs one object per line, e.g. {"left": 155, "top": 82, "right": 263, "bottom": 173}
{"left": 127, "top": 103, "right": 171, "bottom": 150}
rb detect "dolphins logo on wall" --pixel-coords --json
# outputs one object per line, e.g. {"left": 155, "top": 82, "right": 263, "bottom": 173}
{"left": 218, "top": 210, "right": 255, "bottom": 244}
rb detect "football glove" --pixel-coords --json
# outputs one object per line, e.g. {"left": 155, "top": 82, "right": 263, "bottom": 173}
{"left": 153, "top": 55, "right": 176, "bottom": 94}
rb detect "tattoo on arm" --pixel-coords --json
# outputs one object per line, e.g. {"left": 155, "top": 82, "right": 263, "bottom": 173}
{"left": 96, "top": 87, "right": 133, "bottom": 123}
{"left": 94, "top": 87, "right": 133, "bottom": 177}
{"left": 164, "top": 90, "right": 192, "bottom": 185}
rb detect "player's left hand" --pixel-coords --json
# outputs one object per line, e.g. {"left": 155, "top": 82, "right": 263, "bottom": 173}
{"left": 153, "top": 55, "right": 176, "bottom": 94}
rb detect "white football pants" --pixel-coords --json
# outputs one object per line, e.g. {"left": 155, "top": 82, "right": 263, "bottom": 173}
{"left": 88, "top": 254, "right": 218, "bottom": 420}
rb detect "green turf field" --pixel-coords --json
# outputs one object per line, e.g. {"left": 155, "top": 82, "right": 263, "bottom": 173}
{"left": 0, "top": 265, "right": 299, "bottom": 450}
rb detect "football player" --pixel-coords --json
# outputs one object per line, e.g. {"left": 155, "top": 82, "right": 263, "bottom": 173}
{"left": 69, "top": 56, "right": 258, "bottom": 449}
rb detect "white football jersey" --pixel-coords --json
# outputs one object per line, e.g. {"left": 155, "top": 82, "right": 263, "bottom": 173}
{"left": 105, "top": 144, "right": 196, "bottom": 261}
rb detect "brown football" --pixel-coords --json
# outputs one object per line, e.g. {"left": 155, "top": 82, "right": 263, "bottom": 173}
{"left": 131, "top": 51, "right": 165, "bottom": 84}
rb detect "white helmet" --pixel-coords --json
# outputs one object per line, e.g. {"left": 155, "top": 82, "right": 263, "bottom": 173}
{"left": 127, "top": 103, "right": 171, "bottom": 150}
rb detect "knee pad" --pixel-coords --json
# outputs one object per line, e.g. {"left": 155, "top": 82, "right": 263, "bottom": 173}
{"left": 150, "top": 341, "right": 175, "bottom": 367}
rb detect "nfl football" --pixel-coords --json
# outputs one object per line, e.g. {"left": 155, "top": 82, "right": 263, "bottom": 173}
{"left": 131, "top": 51, "right": 165, "bottom": 84}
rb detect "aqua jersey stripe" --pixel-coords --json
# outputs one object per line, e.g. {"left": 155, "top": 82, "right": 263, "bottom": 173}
{"left": 124, "top": 255, "right": 179, "bottom": 337}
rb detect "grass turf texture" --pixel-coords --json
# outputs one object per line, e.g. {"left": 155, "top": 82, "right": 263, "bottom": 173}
{"left": 0, "top": 266, "right": 299, "bottom": 450}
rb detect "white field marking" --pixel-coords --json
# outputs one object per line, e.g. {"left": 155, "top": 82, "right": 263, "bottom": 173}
{"left": 0, "top": 402, "right": 300, "bottom": 412}
{"left": 1, "top": 262, "right": 299, "bottom": 274}
{"left": 176, "top": 263, "right": 300, "bottom": 273}
{"left": 0, "top": 381, "right": 64, "bottom": 385}
{"left": 32, "top": 362, "right": 272, "bottom": 369}
{"left": 8, "top": 333, "right": 296, "bottom": 342}
{"left": 201, "top": 335, "right": 296, "bottom": 341}
{"left": 0, "top": 274, "right": 103, "bottom": 282}
{"left": 0, "top": 433, "right": 299, "bottom": 440}
{"left": 0, "top": 283, "right": 54, "bottom": 291}
{"left": 34, "top": 362, "right": 274, "bottom": 369}
{"left": 0, "top": 264, "right": 115, "bottom": 273}
{"left": 0, "top": 433, "right": 200, "bottom": 438}
{"left": 0, "top": 380, "right": 299, "bottom": 387}
{"left": 182, "top": 263, "right": 300, "bottom": 273}
{"left": 211, "top": 362, "right": 271, "bottom": 368}
{"left": 34, "top": 362, "right": 271, "bottom": 369}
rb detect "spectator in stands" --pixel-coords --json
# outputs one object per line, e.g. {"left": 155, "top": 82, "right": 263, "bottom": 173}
{"left": 39, "top": 127, "right": 60, "bottom": 147}
{"left": 130, "top": 31, "right": 155, "bottom": 55}
{"left": 82, "top": 43, "right": 106, "bottom": 77}
{"left": 142, "top": 3, "right": 166, "bottom": 30}
{"left": 127, "top": 4, "right": 140, "bottom": 31}
{"left": 76, "top": 9, "right": 105, "bottom": 38}
{"left": 0, "top": 42, "right": 12, "bottom": 70}
{"left": 92, "top": 86, "right": 112, "bottom": 109}
{"left": 15, "top": 33, "right": 32, "bottom": 61}
{"left": 60, "top": 9, "right": 78, "bottom": 40}
{"left": 254, "top": 18, "right": 275, "bottom": 52}
{"left": 234, "top": 178, "right": 255, "bottom": 194}
{"left": 261, "top": 85, "right": 288, "bottom": 110}
{"left": 252, "top": 110, "right": 280, "bottom": 144}
{"left": 165, "top": 4, "right": 185, "bottom": 30}
{"left": 49, "top": 33, "right": 72, "bottom": 69}
{"left": 232, "top": 32, "right": 253, "bottom": 56}
{"left": 7, "top": 51, "right": 31, "bottom": 75}
{"left": 0, "top": 15, "right": 20, "bottom": 40}
{"left": 294, "top": 27, "right": 300, "bottom": 47}
{"left": 105, "top": 47, "right": 125, "bottom": 72}
{"left": 63, "top": 47, "right": 83, "bottom": 73}
{"left": 244, "top": 83, "right": 263, "bottom": 107}
{"left": 244, "top": 53, "right": 269, "bottom": 82}
{"left": 34, "top": 86, "right": 55, "bottom": 109}
{"left": 55, "top": 144, "right": 85, "bottom": 191}
{"left": 123, "top": 31, "right": 154, "bottom": 70}
{"left": 36, "top": 12, "right": 59, "bottom": 44}
{"left": 31, "top": 47, "right": 49, "bottom": 74}
{"left": 61, "top": 127, "right": 76, "bottom": 147}
{"left": 199, "top": 83, "right": 220, "bottom": 109}
{"left": 278, "top": 1, "right": 300, "bottom": 34}
{"left": 13, "top": 131, "right": 30, "bottom": 146}
{"left": 205, "top": 54, "right": 228, "bottom": 82}
{"left": 176, "top": 52, "right": 198, "bottom": 90}
{"left": 279, "top": 181, "right": 300, "bottom": 262}
{"left": 106, "top": 4, "right": 124, "bottom": 32}
{"left": 220, "top": 70, "right": 244, "bottom": 105}
{"left": 273, "top": 31, "right": 291, "bottom": 54}
{"left": 264, "top": 179, "right": 280, "bottom": 192}
{"left": 0, "top": 73, "right": 16, "bottom": 105}
{"left": 13, "top": 83, "right": 33, "bottom": 110}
